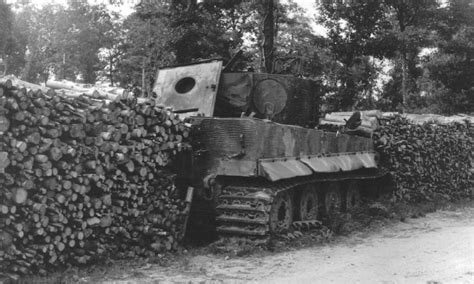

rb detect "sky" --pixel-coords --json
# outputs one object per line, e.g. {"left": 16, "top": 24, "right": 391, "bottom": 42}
{"left": 290, "top": 0, "right": 327, "bottom": 35}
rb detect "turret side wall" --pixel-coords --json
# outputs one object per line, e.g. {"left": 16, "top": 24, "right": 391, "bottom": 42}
{"left": 215, "top": 73, "right": 322, "bottom": 127}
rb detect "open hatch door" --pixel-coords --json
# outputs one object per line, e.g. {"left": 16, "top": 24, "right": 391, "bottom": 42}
{"left": 152, "top": 60, "right": 223, "bottom": 117}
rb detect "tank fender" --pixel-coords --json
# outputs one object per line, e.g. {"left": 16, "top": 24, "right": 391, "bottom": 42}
{"left": 258, "top": 151, "right": 378, "bottom": 182}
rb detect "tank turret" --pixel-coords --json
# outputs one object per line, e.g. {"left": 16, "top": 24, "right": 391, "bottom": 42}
{"left": 152, "top": 59, "right": 321, "bottom": 127}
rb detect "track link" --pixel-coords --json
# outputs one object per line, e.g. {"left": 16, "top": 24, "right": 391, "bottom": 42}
{"left": 216, "top": 184, "right": 274, "bottom": 237}
{"left": 215, "top": 169, "right": 387, "bottom": 238}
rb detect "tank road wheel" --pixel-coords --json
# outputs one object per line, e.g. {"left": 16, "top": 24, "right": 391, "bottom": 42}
{"left": 269, "top": 192, "right": 294, "bottom": 234}
{"left": 299, "top": 186, "right": 319, "bottom": 220}
{"left": 344, "top": 181, "right": 361, "bottom": 211}
{"left": 324, "top": 182, "right": 342, "bottom": 214}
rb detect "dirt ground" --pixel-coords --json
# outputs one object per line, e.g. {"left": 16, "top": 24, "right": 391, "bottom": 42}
{"left": 76, "top": 204, "right": 474, "bottom": 284}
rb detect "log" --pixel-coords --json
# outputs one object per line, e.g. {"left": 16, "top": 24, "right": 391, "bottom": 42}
{"left": 324, "top": 113, "right": 378, "bottom": 129}
{"left": 1, "top": 76, "right": 48, "bottom": 93}
{"left": 329, "top": 110, "right": 383, "bottom": 119}
{"left": 11, "top": 188, "right": 28, "bottom": 204}
{"left": 46, "top": 80, "right": 118, "bottom": 101}
{"left": 0, "top": 152, "right": 10, "bottom": 172}
{"left": 0, "top": 115, "right": 10, "bottom": 133}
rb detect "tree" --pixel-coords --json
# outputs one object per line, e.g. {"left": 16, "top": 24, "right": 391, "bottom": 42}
{"left": 115, "top": 1, "right": 177, "bottom": 91}
{"left": 98, "top": 21, "right": 126, "bottom": 86}
{"left": 383, "top": 0, "right": 439, "bottom": 109}
{"left": 12, "top": 2, "right": 117, "bottom": 84}
{"left": 416, "top": 0, "right": 474, "bottom": 114}
{"left": 116, "top": 0, "right": 250, "bottom": 91}
{"left": 317, "top": 1, "right": 390, "bottom": 110}
{"left": 316, "top": 0, "right": 446, "bottom": 112}
{"left": 63, "top": 2, "right": 117, "bottom": 83}
{"left": 15, "top": 5, "right": 65, "bottom": 83}
{"left": 0, "top": 3, "right": 16, "bottom": 76}
{"left": 273, "top": 0, "right": 327, "bottom": 77}
{"left": 261, "top": 0, "right": 275, "bottom": 73}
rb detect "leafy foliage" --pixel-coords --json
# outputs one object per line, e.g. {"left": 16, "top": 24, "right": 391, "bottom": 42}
{"left": 416, "top": 0, "right": 474, "bottom": 114}
{"left": 115, "top": 0, "right": 245, "bottom": 91}
{"left": 317, "top": 1, "right": 390, "bottom": 110}
{"left": 11, "top": 3, "right": 116, "bottom": 84}
{"left": 1, "top": 0, "right": 473, "bottom": 114}
{"left": 274, "top": 1, "right": 328, "bottom": 77}
{"left": 317, "top": 0, "right": 473, "bottom": 114}
{"left": 0, "top": 3, "right": 22, "bottom": 76}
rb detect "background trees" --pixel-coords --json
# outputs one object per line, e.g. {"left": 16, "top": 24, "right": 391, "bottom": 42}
{"left": 317, "top": 1, "right": 390, "bottom": 111}
{"left": 418, "top": 0, "right": 474, "bottom": 114}
{"left": 317, "top": 0, "right": 473, "bottom": 114}
{"left": 0, "top": 0, "right": 472, "bottom": 115}
{"left": 0, "top": 2, "right": 19, "bottom": 76}
{"left": 2, "top": 3, "right": 115, "bottom": 84}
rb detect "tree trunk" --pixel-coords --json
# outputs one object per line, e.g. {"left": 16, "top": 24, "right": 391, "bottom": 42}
{"left": 262, "top": 0, "right": 275, "bottom": 73}
{"left": 401, "top": 51, "right": 407, "bottom": 111}
{"left": 141, "top": 58, "right": 146, "bottom": 97}
{"left": 109, "top": 56, "right": 114, "bottom": 87}
{"left": 396, "top": 3, "right": 407, "bottom": 111}
{"left": 60, "top": 53, "right": 66, "bottom": 81}
{"left": 22, "top": 50, "right": 34, "bottom": 82}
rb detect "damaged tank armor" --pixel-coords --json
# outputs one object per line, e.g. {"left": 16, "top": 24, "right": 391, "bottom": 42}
{"left": 153, "top": 59, "right": 387, "bottom": 238}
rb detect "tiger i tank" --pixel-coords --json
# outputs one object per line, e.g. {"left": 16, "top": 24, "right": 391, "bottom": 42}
{"left": 153, "top": 59, "right": 386, "bottom": 238}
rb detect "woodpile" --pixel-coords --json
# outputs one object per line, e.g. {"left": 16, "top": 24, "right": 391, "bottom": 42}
{"left": 1, "top": 75, "right": 150, "bottom": 103}
{"left": 318, "top": 110, "right": 474, "bottom": 137}
{"left": 385, "top": 112, "right": 474, "bottom": 125}
{"left": 319, "top": 110, "right": 473, "bottom": 200}
{"left": 46, "top": 80, "right": 125, "bottom": 101}
{"left": 374, "top": 115, "right": 473, "bottom": 201}
{"left": 0, "top": 78, "right": 192, "bottom": 277}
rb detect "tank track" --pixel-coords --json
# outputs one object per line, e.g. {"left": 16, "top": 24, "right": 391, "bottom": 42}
{"left": 216, "top": 170, "right": 386, "bottom": 238}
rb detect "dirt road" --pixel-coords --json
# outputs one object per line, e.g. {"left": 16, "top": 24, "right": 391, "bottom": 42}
{"left": 100, "top": 206, "right": 474, "bottom": 284}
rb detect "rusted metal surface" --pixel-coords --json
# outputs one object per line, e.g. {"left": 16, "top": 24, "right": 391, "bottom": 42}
{"left": 292, "top": 220, "right": 322, "bottom": 231}
{"left": 214, "top": 73, "right": 321, "bottom": 127}
{"left": 153, "top": 60, "right": 222, "bottom": 117}
{"left": 215, "top": 169, "right": 387, "bottom": 238}
{"left": 253, "top": 79, "right": 288, "bottom": 118}
{"left": 191, "top": 117, "right": 259, "bottom": 158}
{"left": 257, "top": 152, "right": 377, "bottom": 182}
{"left": 192, "top": 117, "right": 375, "bottom": 180}
{"left": 214, "top": 159, "right": 258, "bottom": 177}
{"left": 192, "top": 117, "right": 373, "bottom": 159}
{"left": 214, "top": 73, "right": 253, "bottom": 117}
{"left": 259, "top": 158, "right": 312, "bottom": 181}
{"left": 300, "top": 152, "right": 377, "bottom": 173}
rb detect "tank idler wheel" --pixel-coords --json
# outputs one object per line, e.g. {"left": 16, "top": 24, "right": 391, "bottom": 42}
{"left": 344, "top": 181, "right": 361, "bottom": 210}
{"left": 299, "top": 186, "right": 319, "bottom": 221}
{"left": 269, "top": 192, "right": 294, "bottom": 234}
{"left": 324, "top": 182, "right": 342, "bottom": 214}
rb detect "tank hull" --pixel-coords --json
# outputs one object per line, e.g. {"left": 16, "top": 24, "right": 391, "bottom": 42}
{"left": 187, "top": 117, "right": 386, "bottom": 237}
{"left": 153, "top": 61, "right": 388, "bottom": 239}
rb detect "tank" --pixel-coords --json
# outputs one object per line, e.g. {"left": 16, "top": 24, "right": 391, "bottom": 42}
{"left": 153, "top": 59, "right": 387, "bottom": 237}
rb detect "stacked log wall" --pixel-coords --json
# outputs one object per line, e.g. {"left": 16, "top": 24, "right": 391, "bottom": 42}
{"left": 0, "top": 80, "right": 191, "bottom": 276}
